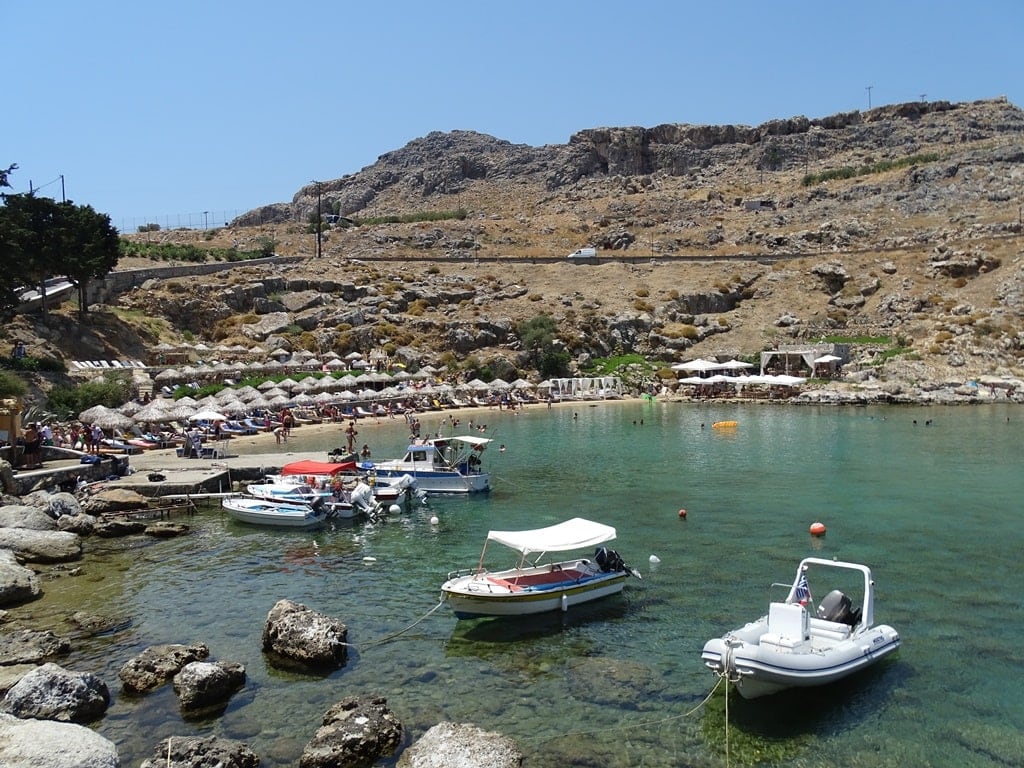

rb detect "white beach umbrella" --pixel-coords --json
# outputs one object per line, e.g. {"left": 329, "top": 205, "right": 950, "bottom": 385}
{"left": 190, "top": 409, "right": 228, "bottom": 422}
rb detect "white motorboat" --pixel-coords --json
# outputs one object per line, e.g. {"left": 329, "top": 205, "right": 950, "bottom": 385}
{"left": 442, "top": 517, "right": 641, "bottom": 619}
{"left": 701, "top": 557, "right": 901, "bottom": 699}
{"left": 247, "top": 479, "right": 386, "bottom": 521}
{"left": 271, "top": 459, "right": 421, "bottom": 507}
{"left": 221, "top": 496, "right": 327, "bottom": 529}
{"left": 246, "top": 481, "right": 322, "bottom": 505}
{"left": 363, "top": 435, "right": 492, "bottom": 494}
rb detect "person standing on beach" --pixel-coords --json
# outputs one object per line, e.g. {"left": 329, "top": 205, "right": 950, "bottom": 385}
{"left": 90, "top": 424, "right": 104, "bottom": 454}
{"left": 345, "top": 421, "right": 358, "bottom": 453}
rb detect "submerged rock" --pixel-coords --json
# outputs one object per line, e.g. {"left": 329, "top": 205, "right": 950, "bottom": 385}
{"left": 0, "top": 628, "right": 71, "bottom": 665}
{"left": 139, "top": 734, "right": 260, "bottom": 768}
{"left": 262, "top": 599, "right": 348, "bottom": 669}
{"left": 172, "top": 660, "right": 246, "bottom": 713}
{"left": 119, "top": 643, "right": 210, "bottom": 694}
{"left": 300, "top": 695, "right": 402, "bottom": 768}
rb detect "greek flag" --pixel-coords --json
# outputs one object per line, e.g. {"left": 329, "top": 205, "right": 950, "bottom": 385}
{"left": 795, "top": 572, "right": 812, "bottom": 603}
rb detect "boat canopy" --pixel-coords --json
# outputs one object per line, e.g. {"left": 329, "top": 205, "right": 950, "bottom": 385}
{"left": 281, "top": 459, "right": 357, "bottom": 477}
{"left": 487, "top": 517, "right": 616, "bottom": 555}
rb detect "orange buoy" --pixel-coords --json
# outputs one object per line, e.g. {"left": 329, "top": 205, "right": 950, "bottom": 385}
{"left": 712, "top": 420, "right": 738, "bottom": 429}
{"left": 809, "top": 521, "right": 827, "bottom": 536}
{"left": 678, "top": 508, "right": 688, "bottom": 519}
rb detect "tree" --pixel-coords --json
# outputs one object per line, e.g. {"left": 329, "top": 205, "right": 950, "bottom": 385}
{"left": 0, "top": 193, "right": 119, "bottom": 320}
{"left": 517, "top": 315, "right": 570, "bottom": 377}
{"left": 58, "top": 201, "right": 120, "bottom": 322}
{"left": 0, "top": 193, "right": 63, "bottom": 316}
{"left": 0, "top": 164, "right": 16, "bottom": 188}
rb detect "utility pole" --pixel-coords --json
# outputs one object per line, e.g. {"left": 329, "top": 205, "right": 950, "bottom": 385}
{"left": 60, "top": 174, "right": 65, "bottom": 202}
{"left": 866, "top": 85, "right": 873, "bottom": 110}
{"left": 203, "top": 211, "right": 209, "bottom": 230}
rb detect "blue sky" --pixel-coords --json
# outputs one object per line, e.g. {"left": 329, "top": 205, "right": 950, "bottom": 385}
{"left": 5, "top": 1, "right": 1021, "bottom": 232}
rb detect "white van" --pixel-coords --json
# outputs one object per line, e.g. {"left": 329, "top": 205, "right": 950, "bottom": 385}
{"left": 566, "top": 247, "right": 597, "bottom": 260}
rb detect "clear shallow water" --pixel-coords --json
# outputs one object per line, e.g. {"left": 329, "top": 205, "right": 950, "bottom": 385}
{"left": 25, "top": 402, "right": 1024, "bottom": 766}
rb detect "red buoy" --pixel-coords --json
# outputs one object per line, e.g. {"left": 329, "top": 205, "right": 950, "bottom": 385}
{"left": 678, "top": 508, "right": 688, "bottom": 519}
{"left": 809, "top": 521, "right": 826, "bottom": 536}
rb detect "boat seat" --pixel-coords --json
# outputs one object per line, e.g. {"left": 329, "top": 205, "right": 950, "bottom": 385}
{"left": 767, "top": 601, "right": 809, "bottom": 642}
{"left": 809, "top": 617, "right": 852, "bottom": 641}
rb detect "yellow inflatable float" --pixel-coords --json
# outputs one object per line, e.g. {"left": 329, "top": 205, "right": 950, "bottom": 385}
{"left": 712, "top": 420, "right": 738, "bottom": 429}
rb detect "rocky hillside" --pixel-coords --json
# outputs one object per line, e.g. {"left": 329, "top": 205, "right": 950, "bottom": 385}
{"left": 8, "top": 97, "right": 1024, "bottom": 393}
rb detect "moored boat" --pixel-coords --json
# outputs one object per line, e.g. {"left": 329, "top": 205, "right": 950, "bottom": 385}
{"left": 221, "top": 496, "right": 328, "bottom": 529}
{"left": 442, "top": 517, "right": 641, "bottom": 619}
{"left": 701, "top": 556, "right": 901, "bottom": 699}
{"left": 364, "top": 435, "right": 492, "bottom": 494}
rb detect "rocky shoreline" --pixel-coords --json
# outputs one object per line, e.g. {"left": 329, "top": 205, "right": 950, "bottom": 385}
{"left": 0, "top": 476, "right": 524, "bottom": 767}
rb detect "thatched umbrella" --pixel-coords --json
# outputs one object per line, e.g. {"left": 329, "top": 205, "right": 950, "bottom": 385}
{"left": 81, "top": 406, "right": 134, "bottom": 432}
{"left": 133, "top": 400, "right": 174, "bottom": 424}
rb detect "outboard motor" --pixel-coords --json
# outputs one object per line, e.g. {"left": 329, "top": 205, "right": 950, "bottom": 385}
{"left": 595, "top": 546, "right": 625, "bottom": 573}
{"left": 816, "top": 589, "right": 861, "bottom": 626}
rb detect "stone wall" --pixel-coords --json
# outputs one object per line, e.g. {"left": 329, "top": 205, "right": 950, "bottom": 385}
{"left": 86, "top": 255, "right": 306, "bottom": 305}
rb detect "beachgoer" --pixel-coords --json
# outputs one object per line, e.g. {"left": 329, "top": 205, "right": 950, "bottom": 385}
{"left": 22, "top": 423, "right": 41, "bottom": 468}
{"left": 90, "top": 424, "right": 104, "bottom": 454}
{"left": 360, "top": 444, "right": 371, "bottom": 460}
{"left": 345, "top": 421, "right": 358, "bottom": 453}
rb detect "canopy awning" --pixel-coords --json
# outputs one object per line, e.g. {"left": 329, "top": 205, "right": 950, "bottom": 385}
{"left": 487, "top": 517, "right": 616, "bottom": 555}
{"left": 281, "top": 460, "right": 357, "bottom": 477}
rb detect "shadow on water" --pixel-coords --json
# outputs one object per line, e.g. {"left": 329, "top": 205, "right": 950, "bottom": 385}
{"left": 700, "top": 656, "right": 907, "bottom": 763}
{"left": 444, "top": 598, "right": 631, "bottom": 660}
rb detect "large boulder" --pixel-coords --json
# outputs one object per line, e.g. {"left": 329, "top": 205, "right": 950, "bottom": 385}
{"left": 118, "top": 643, "right": 210, "bottom": 694}
{"left": 0, "top": 548, "right": 42, "bottom": 606}
{"left": 0, "top": 529, "right": 81, "bottom": 563}
{"left": 0, "top": 505, "right": 58, "bottom": 531}
{"left": 92, "top": 519, "right": 147, "bottom": 538}
{"left": 79, "top": 489, "right": 149, "bottom": 517}
{"left": 46, "top": 493, "right": 83, "bottom": 519}
{"left": 397, "top": 722, "right": 524, "bottom": 768}
{"left": 300, "top": 695, "right": 402, "bottom": 768}
{"left": 0, "top": 662, "right": 110, "bottom": 723}
{"left": 56, "top": 513, "right": 96, "bottom": 536}
{"left": 139, "top": 735, "right": 259, "bottom": 768}
{"left": 262, "top": 599, "right": 348, "bottom": 669}
{"left": 172, "top": 660, "right": 245, "bottom": 714}
{"left": 0, "top": 629, "right": 71, "bottom": 665}
{"left": 0, "top": 712, "right": 120, "bottom": 768}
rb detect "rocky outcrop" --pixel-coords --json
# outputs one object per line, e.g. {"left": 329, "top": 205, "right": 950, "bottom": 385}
{"left": 262, "top": 599, "right": 348, "bottom": 669}
{"left": 300, "top": 695, "right": 402, "bottom": 768}
{"left": 0, "top": 629, "right": 70, "bottom": 665}
{"left": 397, "top": 722, "right": 523, "bottom": 768}
{"left": 139, "top": 735, "right": 260, "bottom": 768}
{"left": 92, "top": 519, "right": 147, "bottom": 538}
{"left": 172, "top": 660, "right": 245, "bottom": 714}
{"left": 0, "top": 529, "right": 81, "bottom": 563}
{"left": 0, "top": 712, "right": 120, "bottom": 768}
{"left": 0, "top": 548, "right": 42, "bottom": 606}
{"left": 79, "top": 488, "right": 150, "bottom": 516}
{"left": 0, "top": 505, "right": 59, "bottom": 530}
{"left": 118, "top": 643, "right": 210, "bottom": 694}
{"left": 0, "top": 662, "right": 110, "bottom": 723}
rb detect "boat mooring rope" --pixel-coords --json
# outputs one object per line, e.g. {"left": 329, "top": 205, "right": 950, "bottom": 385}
{"left": 521, "top": 674, "right": 724, "bottom": 745}
{"left": 353, "top": 595, "right": 449, "bottom": 650}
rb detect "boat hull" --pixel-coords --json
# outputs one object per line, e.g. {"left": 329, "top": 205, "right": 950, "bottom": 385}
{"left": 701, "top": 620, "right": 901, "bottom": 699}
{"left": 371, "top": 466, "right": 490, "bottom": 494}
{"left": 442, "top": 559, "right": 627, "bottom": 618}
{"left": 221, "top": 497, "right": 326, "bottom": 529}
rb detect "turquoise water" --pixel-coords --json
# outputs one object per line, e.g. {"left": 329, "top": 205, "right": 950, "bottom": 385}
{"left": 30, "top": 402, "right": 1024, "bottom": 766}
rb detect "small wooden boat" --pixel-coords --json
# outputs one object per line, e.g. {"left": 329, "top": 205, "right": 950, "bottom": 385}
{"left": 221, "top": 496, "right": 327, "bottom": 529}
{"left": 442, "top": 518, "right": 641, "bottom": 619}
{"left": 701, "top": 557, "right": 900, "bottom": 699}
